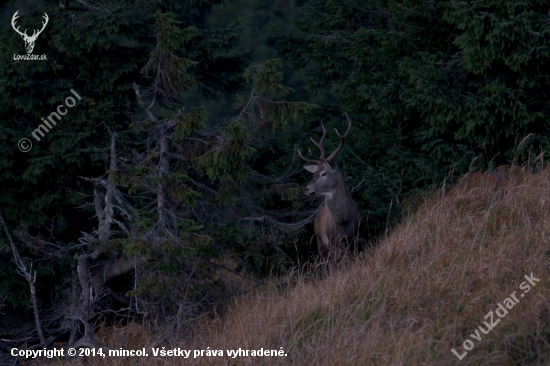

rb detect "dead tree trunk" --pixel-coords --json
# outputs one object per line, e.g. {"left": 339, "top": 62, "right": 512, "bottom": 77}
{"left": 0, "top": 210, "right": 46, "bottom": 346}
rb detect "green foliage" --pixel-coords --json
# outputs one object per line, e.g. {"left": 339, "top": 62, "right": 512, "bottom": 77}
{"left": 243, "top": 59, "right": 292, "bottom": 98}
{"left": 207, "top": 0, "right": 304, "bottom": 61}
{"left": 0, "top": 0, "right": 253, "bottom": 334}
{"left": 197, "top": 121, "right": 256, "bottom": 188}
{"left": 142, "top": 13, "right": 199, "bottom": 97}
{"left": 276, "top": 0, "right": 550, "bottom": 236}
{"left": 174, "top": 107, "right": 207, "bottom": 140}
{"left": 239, "top": 59, "right": 315, "bottom": 133}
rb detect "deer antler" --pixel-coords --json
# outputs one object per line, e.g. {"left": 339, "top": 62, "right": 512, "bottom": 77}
{"left": 297, "top": 148, "right": 321, "bottom": 164}
{"left": 11, "top": 11, "right": 48, "bottom": 40}
{"left": 299, "top": 121, "right": 327, "bottom": 163}
{"left": 299, "top": 116, "right": 352, "bottom": 163}
{"left": 309, "top": 121, "right": 327, "bottom": 161}
{"left": 11, "top": 11, "right": 26, "bottom": 38}
{"left": 32, "top": 13, "right": 49, "bottom": 39}
{"left": 327, "top": 113, "right": 352, "bottom": 161}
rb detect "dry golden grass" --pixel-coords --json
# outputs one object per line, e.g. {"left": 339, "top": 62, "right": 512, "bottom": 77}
{"left": 50, "top": 166, "right": 550, "bottom": 366}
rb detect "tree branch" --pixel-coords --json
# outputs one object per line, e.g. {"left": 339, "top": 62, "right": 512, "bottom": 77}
{"left": 0, "top": 210, "right": 46, "bottom": 346}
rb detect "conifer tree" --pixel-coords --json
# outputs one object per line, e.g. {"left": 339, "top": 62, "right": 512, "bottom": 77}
{"left": 276, "top": 0, "right": 550, "bottom": 233}
{"left": 0, "top": 0, "right": 312, "bottom": 349}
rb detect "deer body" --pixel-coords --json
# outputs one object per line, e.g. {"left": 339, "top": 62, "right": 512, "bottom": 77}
{"left": 300, "top": 115, "right": 358, "bottom": 262}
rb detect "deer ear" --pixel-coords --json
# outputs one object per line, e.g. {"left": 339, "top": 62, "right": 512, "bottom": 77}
{"left": 303, "top": 165, "right": 318, "bottom": 173}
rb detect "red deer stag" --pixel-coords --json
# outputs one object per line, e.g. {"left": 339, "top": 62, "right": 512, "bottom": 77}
{"left": 299, "top": 114, "right": 358, "bottom": 263}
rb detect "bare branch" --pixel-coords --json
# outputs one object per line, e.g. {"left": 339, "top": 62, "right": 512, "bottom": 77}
{"left": 0, "top": 210, "right": 46, "bottom": 346}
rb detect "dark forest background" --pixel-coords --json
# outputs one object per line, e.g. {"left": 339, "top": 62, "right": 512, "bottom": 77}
{"left": 0, "top": 0, "right": 549, "bottom": 354}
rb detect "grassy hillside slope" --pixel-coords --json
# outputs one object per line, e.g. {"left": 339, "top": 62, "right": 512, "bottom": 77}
{"left": 53, "top": 166, "right": 550, "bottom": 365}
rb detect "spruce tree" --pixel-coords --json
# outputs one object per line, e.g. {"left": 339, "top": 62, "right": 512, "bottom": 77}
{"left": 0, "top": 0, "right": 311, "bottom": 349}
{"left": 276, "top": 0, "right": 550, "bottom": 234}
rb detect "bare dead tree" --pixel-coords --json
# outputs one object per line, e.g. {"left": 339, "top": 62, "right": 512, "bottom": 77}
{"left": 67, "top": 132, "right": 144, "bottom": 348}
{"left": 0, "top": 210, "right": 46, "bottom": 346}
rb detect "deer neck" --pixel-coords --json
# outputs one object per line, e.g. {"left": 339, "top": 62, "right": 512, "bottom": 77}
{"left": 323, "top": 185, "right": 350, "bottom": 222}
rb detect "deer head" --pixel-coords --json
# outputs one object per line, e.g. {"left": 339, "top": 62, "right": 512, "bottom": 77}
{"left": 299, "top": 113, "right": 352, "bottom": 198}
{"left": 12, "top": 11, "right": 49, "bottom": 54}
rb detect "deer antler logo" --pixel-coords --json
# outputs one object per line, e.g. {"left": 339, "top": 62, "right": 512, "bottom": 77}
{"left": 11, "top": 11, "right": 49, "bottom": 54}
